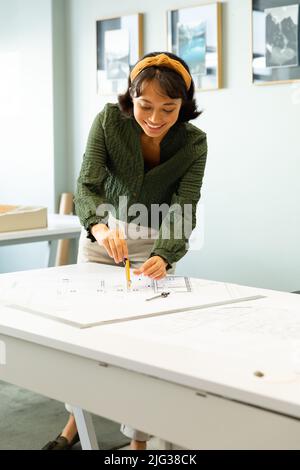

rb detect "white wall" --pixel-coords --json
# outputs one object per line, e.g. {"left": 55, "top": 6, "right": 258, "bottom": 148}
{"left": 0, "top": 0, "right": 55, "bottom": 208}
{"left": 0, "top": 0, "right": 56, "bottom": 272}
{"left": 1, "top": 0, "right": 299, "bottom": 290}
{"left": 52, "top": 0, "right": 69, "bottom": 208}
{"left": 65, "top": 0, "right": 300, "bottom": 292}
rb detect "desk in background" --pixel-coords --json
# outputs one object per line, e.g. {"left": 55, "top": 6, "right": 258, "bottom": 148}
{"left": 0, "top": 214, "right": 81, "bottom": 267}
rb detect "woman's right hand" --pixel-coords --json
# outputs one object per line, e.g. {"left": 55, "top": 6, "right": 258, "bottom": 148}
{"left": 91, "top": 223, "right": 128, "bottom": 264}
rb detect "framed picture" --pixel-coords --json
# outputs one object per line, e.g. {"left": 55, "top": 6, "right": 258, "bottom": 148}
{"left": 96, "top": 14, "right": 143, "bottom": 95}
{"left": 252, "top": 0, "right": 300, "bottom": 85}
{"left": 167, "top": 2, "right": 223, "bottom": 91}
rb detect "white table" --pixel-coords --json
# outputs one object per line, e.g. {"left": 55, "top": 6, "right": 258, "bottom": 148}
{"left": 0, "top": 214, "right": 81, "bottom": 267}
{"left": 0, "top": 263, "right": 300, "bottom": 450}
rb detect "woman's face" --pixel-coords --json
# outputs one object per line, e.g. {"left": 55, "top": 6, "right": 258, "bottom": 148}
{"left": 132, "top": 80, "right": 182, "bottom": 141}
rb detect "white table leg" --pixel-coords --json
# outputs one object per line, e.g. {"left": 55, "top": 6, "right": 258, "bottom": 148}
{"left": 72, "top": 407, "right": 99, "bottom": 450}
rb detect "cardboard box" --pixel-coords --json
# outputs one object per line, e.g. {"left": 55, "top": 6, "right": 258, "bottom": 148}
{"left": 0, "top": 206, "right": 48, "bottom": 232}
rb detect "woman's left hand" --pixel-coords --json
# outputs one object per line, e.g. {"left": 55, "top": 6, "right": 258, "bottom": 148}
{"left": 133, "top": 256, "right": 168, "bottom": 280}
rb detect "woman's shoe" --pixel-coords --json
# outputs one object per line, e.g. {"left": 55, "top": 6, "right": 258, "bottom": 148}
{"left": 42, "top": 432, "right": 80, "bottom": 450}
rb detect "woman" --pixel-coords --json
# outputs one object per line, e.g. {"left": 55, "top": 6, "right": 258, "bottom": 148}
{"left": 43, "top": 51, "right": 207, "bottom": 450}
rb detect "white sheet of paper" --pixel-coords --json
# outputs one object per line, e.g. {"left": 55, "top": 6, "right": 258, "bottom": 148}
{"left": 1, "top": 272, "right": 265, "bottom": 328}
{"left": 101, "top": 298, "right": 300, "bottom": 380}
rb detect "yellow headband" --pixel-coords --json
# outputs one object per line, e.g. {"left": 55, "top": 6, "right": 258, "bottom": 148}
{"left": 130, "top": 53, "right": 192, "bottom": 91}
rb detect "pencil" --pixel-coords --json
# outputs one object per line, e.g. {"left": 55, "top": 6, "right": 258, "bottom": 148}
{"left": 124, "top": 258, "right": 131, "bottom": 290}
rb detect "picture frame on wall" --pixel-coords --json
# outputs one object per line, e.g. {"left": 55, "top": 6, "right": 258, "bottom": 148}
{"left": 96, "top": 14, "right": 143, "bottom": 95}
{"left": 252, "top": 0, "right": 300, "bottom": 85}
{"left": 167, "top": 2, "right": 223, "bottom": 91}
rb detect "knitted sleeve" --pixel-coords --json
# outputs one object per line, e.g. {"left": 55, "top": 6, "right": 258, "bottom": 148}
{"left": 74, "top": 108, "right": 109, "bottom": 239}
{"left": 150, "top": 134, "right": 207, "bottom": 267}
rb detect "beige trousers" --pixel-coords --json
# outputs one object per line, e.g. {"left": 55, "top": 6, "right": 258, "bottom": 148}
{"left": 66, "top": 224, "right": 175, "bottom": 442}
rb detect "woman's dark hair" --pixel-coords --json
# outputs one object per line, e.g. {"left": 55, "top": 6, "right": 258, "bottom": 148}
{"left": 118, "top": 51, "right": 202, "bottom": 122}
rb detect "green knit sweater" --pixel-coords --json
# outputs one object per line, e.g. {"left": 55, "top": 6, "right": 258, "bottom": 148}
{"left": 74, "top": 103, "right": 207, "bottom": 266}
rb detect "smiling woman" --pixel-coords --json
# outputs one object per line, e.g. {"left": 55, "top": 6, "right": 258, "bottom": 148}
{"left": 118, "top": 52, "right": 202, "bottom": 172}
{"left": 119, "top": 51, "right": 201, "bottom": 124}
{"left": 133, "top": 81, "right": 182, "bottom": 141}
{"left": 43, "top": 51, "right": 208, "bottom": 451}
{"left": 132, "top": 81, "right": 183, "bottom": 170}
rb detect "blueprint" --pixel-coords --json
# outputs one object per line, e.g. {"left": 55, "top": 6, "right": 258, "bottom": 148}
{"left": 0, "top": 272, "right": 265, "bottom": 329}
